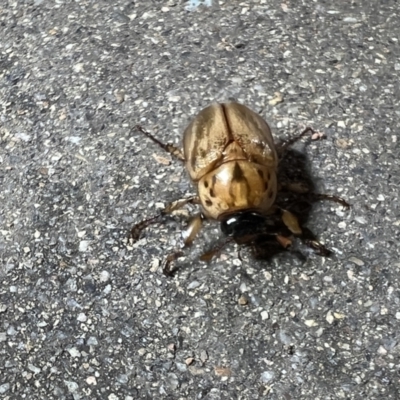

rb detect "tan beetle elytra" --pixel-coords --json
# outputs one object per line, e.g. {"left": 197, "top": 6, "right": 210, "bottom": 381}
{"left": 183, "top": 103, "right": 278, "bottom": 220}
{"left": 131, "top": 102, "right": 349, "bottom": 275}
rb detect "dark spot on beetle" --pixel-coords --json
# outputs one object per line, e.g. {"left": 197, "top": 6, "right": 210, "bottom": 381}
{"left": 209, "top": 188, "right": 215, "bottom": 197}
{"left": 232, "top": 162, "right": 245, "bottom": 181}
{"left": 265, "top": 181, "right": 269, "bottom": 192}
{"left": 268, "top": 190, "right": 274, "bottom": 199}
{"left": 204, "top": 180, "right": 209, "bottom": 188}
{"left": 205, "top": 199, "right": 213, "bottom": 207}
{"left": 257, "top": 169, "right": 264, "bottom": 180}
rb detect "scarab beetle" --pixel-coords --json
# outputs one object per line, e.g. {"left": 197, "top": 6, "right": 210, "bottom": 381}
{"left": 131, "top": 102, "right": 349, "bottom": 274}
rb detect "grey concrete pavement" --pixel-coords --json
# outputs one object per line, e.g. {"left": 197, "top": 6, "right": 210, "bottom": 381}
{"left": 1, "top": 0, "right": 399, "bottom": 399}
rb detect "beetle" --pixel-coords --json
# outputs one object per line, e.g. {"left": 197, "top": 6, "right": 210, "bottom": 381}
{"left": 130, "top": 102, "right": 349, "bottom": 274}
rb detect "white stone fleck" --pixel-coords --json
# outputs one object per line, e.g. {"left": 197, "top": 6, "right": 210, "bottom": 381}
{"left": 64, "top": 380, "right": 79, "bottom": 392}
{"left": 28, "top": 363, "right": 41, "bottom": 374}
{"left": 15, "top": 132, "right": 31, "bottom": 141}
{"left": 0, "top": 383, "right": 10, "bottom": 394}
{"left": 65, "top": 136, "right": 82, "bottom": 144}
{"left": 87, "top": 336, "right": 98, "bottom": 346}
{"left": 73, "top": 63, "right": 85, "bottom": 72}
{"left": 86, "top": 376, "right": 97, "bottom": 385}
{"left": 99, "top": 270, "right": 110, "bottom": 282}
{"left": 67, "top": 347, "right": 81, "bottom": 358}
{"left": 326, "top": 311, "right": 334, "bottom": 324}
{"left": 261, "top": 370, "right": 275, "bottom": 383}
{"left": 79, "top": 240, "right": 90, "bottom": 252}
{"left": 377, "top": 345, "right": 387, "bottom": 355}
{"left": 349, "top": 257, "right": 364, "bottom": 266}
{"left": 304, "top": 319, "right": 318, "bottom": 327}
{"left": 333, "top": 312, "right": 345, "bottom": 319}
{"left": 347, "top": 270, "right": 355, "bottom": 280}
{"left": 77, "top": 313, "right": 87, "bottom": 322}
{"left": 261, "top": 311, "right": 269, "bottom": 320}
{"left": 343, "top": 17, "right": 358, "bottom": 23}
{"left": 354, "top": 216, "right": 367, "bottom": 224}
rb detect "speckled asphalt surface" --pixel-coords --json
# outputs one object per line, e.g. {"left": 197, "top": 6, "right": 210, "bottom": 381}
{"left": 1, "top": 1, "right": 400, "bottom": 399}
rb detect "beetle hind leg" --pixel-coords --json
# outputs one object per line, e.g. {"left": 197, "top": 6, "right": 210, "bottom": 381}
{"left": 135, "top": 125, "right": 185, "bottom": 161}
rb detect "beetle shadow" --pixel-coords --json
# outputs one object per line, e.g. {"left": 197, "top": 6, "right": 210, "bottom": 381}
{"left": 276, "top": 148, "right": 317, "bottom": 223}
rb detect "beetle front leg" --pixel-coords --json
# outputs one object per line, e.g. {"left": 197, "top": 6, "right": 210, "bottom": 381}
{"left": 182, "top": 213, "right": 204, "bottom": 246}
{"left": 135, "top": 125, "right": 185, "bottom": 161}
{"left": 277, "top": 208, "right": 332, "bottom": 256}
{"left": 277, "top": 127, "right": 316, "bottom": 159}
{"left": 130, "top": 196, "right": 200, "bottom": 242}
{"left": 162, "top": 251, "right": 184, "bottom": 277}
{"left": 162, "top": 212, "right": 206, "bottom": 275}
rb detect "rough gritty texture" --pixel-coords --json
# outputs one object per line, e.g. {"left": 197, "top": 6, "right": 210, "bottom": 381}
{"left": 1, "top": 0, "right": 399, "bottom": 399}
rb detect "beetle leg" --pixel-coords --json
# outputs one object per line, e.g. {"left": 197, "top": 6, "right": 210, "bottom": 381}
{"left": 276, "top": 234, "right": 293, "bottom": 249}
{"left": 163, "top": 196, "right": 201, "bottom": 214}
{"left": 277, "top": 208, "right": 332, "bottom": 255}
{"left": 279, "top": 182, "right": 350, "bottom": 209}
{"left": 281, "top": 209, "right": 302, "bottom": 235}
{"left": 130, "top": 214, "right": 162, "bottom": 242}
{"left": 135, "top": 125, "right": 185, "bottom": 161}
{"left": 130, "top": 196, "right": 200, "bottom": 242}
{"left": 296, "top": 226, "right": 332, "bottom": 256}
{"left": 182, "top": 213, "right": 204, "bottom": 246}
{"left": 199, "top": 236, "right": 235, "bottom": 262}
{"left": 301, "top": 193, "right": 350, "bottom": 208}
{"left": 279, "top": 181, "right": 310, "bottom": 194}
{"left": 303, "top": 239, "right": 332, "bottom": 256}
{"left": 278, "top": 127, "right": 315, "bottom": 158}
{"left": 162, "top": 251, "right": 184, "bottom": 277}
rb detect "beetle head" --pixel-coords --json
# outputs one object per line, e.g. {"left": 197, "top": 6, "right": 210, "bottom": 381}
{"left": 220, "top": 211, "right": 268, "bottom": 241}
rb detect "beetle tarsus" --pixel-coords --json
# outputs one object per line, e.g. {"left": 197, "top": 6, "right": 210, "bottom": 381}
{"left": 304, "top": 239, "right": 332, "bottom": 257}
{"left": 162, "top": 251, "right": 184, "bottom": 277}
